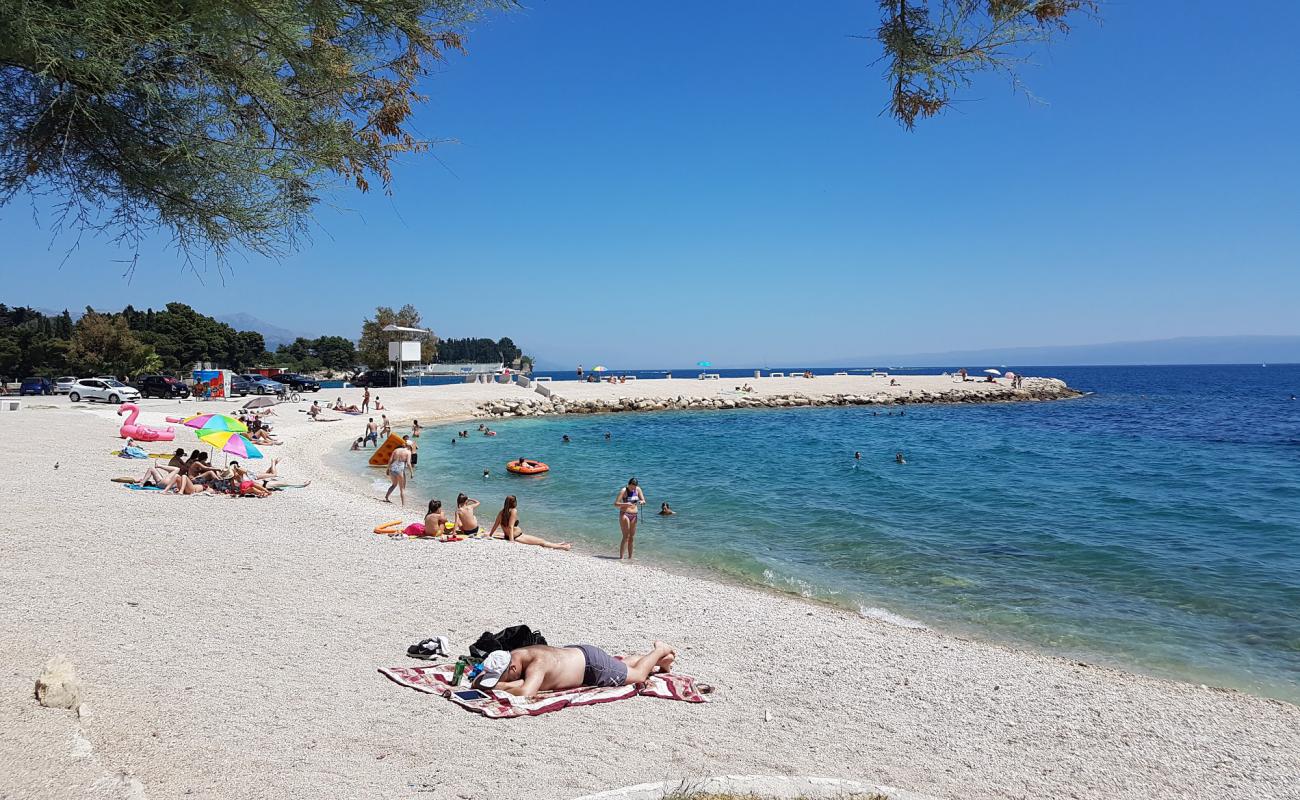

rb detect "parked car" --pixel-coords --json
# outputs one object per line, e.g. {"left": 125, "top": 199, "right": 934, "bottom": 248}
{"left": 20, "top": 377, "right": 53, "bottom": 395}
{"left": 135, "top": 375, "right": 191, "bottom": 399}
{"left": 53, "top": 376, "right": 78, "bottom": 394}
{"left": 228, "top": 375, "right": 252, "bottom": 397}
{"left": 274, "top": 372, "right": 320, "bottom": 392}
{"left": 240, "top": 373, "right": 285, "bottom": 395}
{"left": 350, "top": 369, "right": 398, "bottom": 388}
{"left": 67, "top": 378, "right": 141, "bottom": 404}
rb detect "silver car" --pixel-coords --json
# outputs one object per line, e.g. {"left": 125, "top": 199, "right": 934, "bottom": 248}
{"left": 53, "top": 376, "right": 78, "bottom": 394}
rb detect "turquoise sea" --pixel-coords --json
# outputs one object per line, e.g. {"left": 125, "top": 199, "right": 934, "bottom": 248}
{"left": 357, "top": 365, "right": 1300, "bottom": 703}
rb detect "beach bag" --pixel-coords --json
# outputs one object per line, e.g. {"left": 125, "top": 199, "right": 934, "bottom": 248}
{"left": 469, "top": 625, "right": 547, "bottom": 659}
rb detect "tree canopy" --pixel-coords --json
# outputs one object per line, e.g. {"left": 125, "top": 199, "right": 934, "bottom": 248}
{"left": 357, "top": 304, "right": 435, "bottom": 369}
{"left": 0, "top": 302, "right": 274, "bottom": 378}
{"left": 0, "top": 0, "right": 507, "bottom": 258}
{"left": 876, "top": 0, "right": 1097, "bottom": 128}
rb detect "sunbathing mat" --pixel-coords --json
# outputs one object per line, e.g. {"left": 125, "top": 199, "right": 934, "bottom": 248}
{"left": 379, "top": 661, "right": 712, "bottom": 718}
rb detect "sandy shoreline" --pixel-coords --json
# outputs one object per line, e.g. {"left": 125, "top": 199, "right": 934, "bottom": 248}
{"left": 1, "top": 380, "right": 1297, "bottom": 800}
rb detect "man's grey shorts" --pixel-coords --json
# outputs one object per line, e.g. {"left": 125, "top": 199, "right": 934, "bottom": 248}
{"left": 567, "top": 644, "right": 627, "bottom": 687}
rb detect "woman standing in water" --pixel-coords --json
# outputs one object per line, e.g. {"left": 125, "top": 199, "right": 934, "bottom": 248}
{"left": 614, "top": 477, "right": 647, "bottom": 559}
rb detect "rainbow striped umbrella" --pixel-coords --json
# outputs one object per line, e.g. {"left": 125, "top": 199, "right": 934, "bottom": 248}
{"left": 197, "top": 429, "right": 263, "bottom": 459}
{"left": 182, "top": 413, "right": 248, "bottom": 433}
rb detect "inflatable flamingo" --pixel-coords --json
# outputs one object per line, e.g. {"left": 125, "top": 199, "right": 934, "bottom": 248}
{"left": 118, "top": 403, "right": 175, "bottom": 442}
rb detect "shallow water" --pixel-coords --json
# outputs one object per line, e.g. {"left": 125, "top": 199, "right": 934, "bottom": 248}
{"left": 370, "top": 365, "right": 1300, "bottom": 703}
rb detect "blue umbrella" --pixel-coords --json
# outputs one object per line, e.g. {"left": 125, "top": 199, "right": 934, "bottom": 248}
{"left": 697, "top": 361, "right": 712, "bottom": 367}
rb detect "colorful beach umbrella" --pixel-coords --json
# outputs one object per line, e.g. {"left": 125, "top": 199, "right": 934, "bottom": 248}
{"left": 697, "top": 361, "right": 712, "bottom": 367}
{"left": 983, "top": 369, "right": 1002, "bottom": 375}
{"left": 197, "top": 429, "right": 263, "bottom": 459}
{"left": 591, "top": 365, "right": 607, "bottom": 372}
{"left": 181, "top": 413, "right": 248, "bottom": 433}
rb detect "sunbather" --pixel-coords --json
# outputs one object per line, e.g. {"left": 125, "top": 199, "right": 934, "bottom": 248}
{"left": 475, "top": 642, "right": 676, "bottom": 699}
{"left": 487, "top": 495, "right": 571, "bottom": 550}
{"left": 230, "top": 463, "right": 271, "bottom": 498}
{"left": 138, "top": 463, "right": 188, "bottom": 491}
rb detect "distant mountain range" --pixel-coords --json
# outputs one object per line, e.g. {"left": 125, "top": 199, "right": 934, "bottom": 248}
{"left": 214, "top": 313, "right": 317, "bottom": 349}
{"left": 830, "top": 335, "right": 1300, "bottom": 368}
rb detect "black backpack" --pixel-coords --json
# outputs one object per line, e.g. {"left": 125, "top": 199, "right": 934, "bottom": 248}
{"left": 469, "top": 624, "right": 547, "bottom": 659}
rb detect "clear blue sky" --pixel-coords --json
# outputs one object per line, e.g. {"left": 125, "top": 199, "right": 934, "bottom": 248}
{"left": 2, "top": 1, "right": 1298, "bottom": 367}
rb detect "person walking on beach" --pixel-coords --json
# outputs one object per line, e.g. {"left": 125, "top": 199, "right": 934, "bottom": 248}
{"left": 362, "top": 387, "right": 370, "bottom": 413}
{"left": 404, "top": 436, "right": 418, "bottom": 470}
{"left": 412, "top": 420, "right": 422, "bottom": 438}
{"left": 364, "top": 418, "right": 378, "bottom": 447}
{"left": 488, "top": 495, "right": 572, "bottom": 550}
{"left": 384, "top": 442, "right": 411, "bottom": 505}
{"left": 456, "top": 493, "right": 481, "bottom": 535}
{"left": 615, "top": 477, "right": 647, "bottom": 560}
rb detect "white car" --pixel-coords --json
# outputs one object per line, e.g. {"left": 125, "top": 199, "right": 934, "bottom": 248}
{"left": 67, "top": 378, "right": 142, "bottom": 404}
{"left": 53, "top": 376, "right": 78, "bottom": 394}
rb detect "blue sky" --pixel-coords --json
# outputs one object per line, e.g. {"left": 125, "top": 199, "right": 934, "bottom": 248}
{"left": 2, "top": 1, "right": 1298, "bottom": 367}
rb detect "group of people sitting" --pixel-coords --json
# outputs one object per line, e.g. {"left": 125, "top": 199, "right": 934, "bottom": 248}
{"left": 235, "top": 412, "right": 281, "bottom": 445}
{"left": 403, "top": 494, "right": 572, "bottom": 550}
{"left": 136, "top": 449, "right": 301, "bottom": 497}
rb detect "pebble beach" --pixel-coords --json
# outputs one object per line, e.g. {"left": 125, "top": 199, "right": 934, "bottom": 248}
{"left": 1, "top": 375, "right": 1297, "bottom": 800}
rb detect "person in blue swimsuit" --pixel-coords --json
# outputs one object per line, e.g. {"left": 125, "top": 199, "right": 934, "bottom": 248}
{"left": 614, "top": 477, "right": 647, "bottom": 559}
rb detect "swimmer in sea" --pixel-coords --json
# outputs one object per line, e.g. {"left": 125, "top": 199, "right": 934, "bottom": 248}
{"left": 895, "top": 452, "right": 906, "bottom": 464}
{"left": 604, "top": 432, "right": 611, "bottom": 441}
{"left": 854, "top": 451, "right": 861, "bottom": 461}
{"left": 562, "top": 435, "right": 571, "bottom": 443}
{"left": 483, "top": 469, "right": 490, "bottom": 479}
{"left": 658, "top": 502, "right": 675, "bottom": 516}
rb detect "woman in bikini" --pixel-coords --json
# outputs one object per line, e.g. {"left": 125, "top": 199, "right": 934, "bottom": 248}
{"left": 614, "top": 477, "right": 647, "bottom": 560}
{"left": 230, "top": 463, "right": 271, "bottom": 498}
{"left": 456, "top": 493, "right": 481, "bottom": 535}
{"left": 488, "top": 495, "right": 572, "bottom": 550}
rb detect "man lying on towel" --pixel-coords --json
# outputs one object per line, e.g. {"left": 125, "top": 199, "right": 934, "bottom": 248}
{"left": 474, "top": 642, "right": 676, "bottom": 698}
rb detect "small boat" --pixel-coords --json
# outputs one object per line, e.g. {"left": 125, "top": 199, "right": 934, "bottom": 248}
{"left": 506, "top": 460, "right": 549, "bottom": 475}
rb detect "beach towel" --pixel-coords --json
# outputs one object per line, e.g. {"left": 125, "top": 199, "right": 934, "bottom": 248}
{"left": 124, "top": 483, "right": 163, "bottom": 491}
{"left": 378, "top": 661, "right": 711, "bottom": 718}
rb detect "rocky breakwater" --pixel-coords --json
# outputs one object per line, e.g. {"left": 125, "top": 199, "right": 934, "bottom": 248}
{"left": 473, "top": 378, "right": 1081, "bottom": 419}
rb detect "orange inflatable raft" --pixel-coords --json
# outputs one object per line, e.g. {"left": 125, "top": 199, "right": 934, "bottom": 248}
{"left": 506, "top": 460, "right": 549, "bottom": 475}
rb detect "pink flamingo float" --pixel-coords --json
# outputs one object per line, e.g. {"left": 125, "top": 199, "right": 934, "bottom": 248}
{"left": 118, "top": 403, "right": 175, "bottom": 442}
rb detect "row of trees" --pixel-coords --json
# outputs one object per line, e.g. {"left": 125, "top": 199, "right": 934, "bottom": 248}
{"left": 274, "top": 336, "right": 359, "bottom": 374}
{"left": 437, "top": 337, "right": 522, "bottom": 365}
{"left": 0, "top": 303, "right": 266, "bottom": 379}
{"left": 2, "top": 301, "right": 535, "bottom": 379}
{"left": 355, "top": 305, "right": 531, "bottom": 370}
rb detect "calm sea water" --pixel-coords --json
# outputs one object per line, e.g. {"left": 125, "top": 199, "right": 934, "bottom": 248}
{"left": 364, "top": 365, "right": 1300, "bottom": 702}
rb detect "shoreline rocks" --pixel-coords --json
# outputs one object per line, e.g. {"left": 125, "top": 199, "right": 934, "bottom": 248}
{"left": 472, "top": 378, "right": 1082, "bottom": 419}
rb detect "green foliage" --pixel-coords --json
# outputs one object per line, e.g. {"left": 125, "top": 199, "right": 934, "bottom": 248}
{"left": 437, "top": 336, "right": 523, "bottom": 366}
{"left": 358, "top": 304, "right": 434, "bottom": 369}
{"left": 122, "top": 303, "right": 265, "bottom": 372}
{"left": 0, "top": 304, "right": 73, "bottom": 377}
{"left": 67, "top": 310, "right": 159, "bottom": 377}
{"left": 876, "top": 0, "right": 1096, "bottom": 128}
{"left": 274, "top": 335, "right": 357, "bottom": 371}
{"left": 0, "top": 302, "right": 274, "bottom": 378}
{"left": 0, "top": 0, "right": 509, "bottom": 258}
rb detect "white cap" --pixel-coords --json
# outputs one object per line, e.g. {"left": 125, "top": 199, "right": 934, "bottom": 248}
{"left": 477, "top": 649, "right": 511, "bottom": 688}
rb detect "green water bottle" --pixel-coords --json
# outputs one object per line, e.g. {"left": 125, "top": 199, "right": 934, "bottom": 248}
{"left": 451, "top": 657, "right": 468, "bottom": 686}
